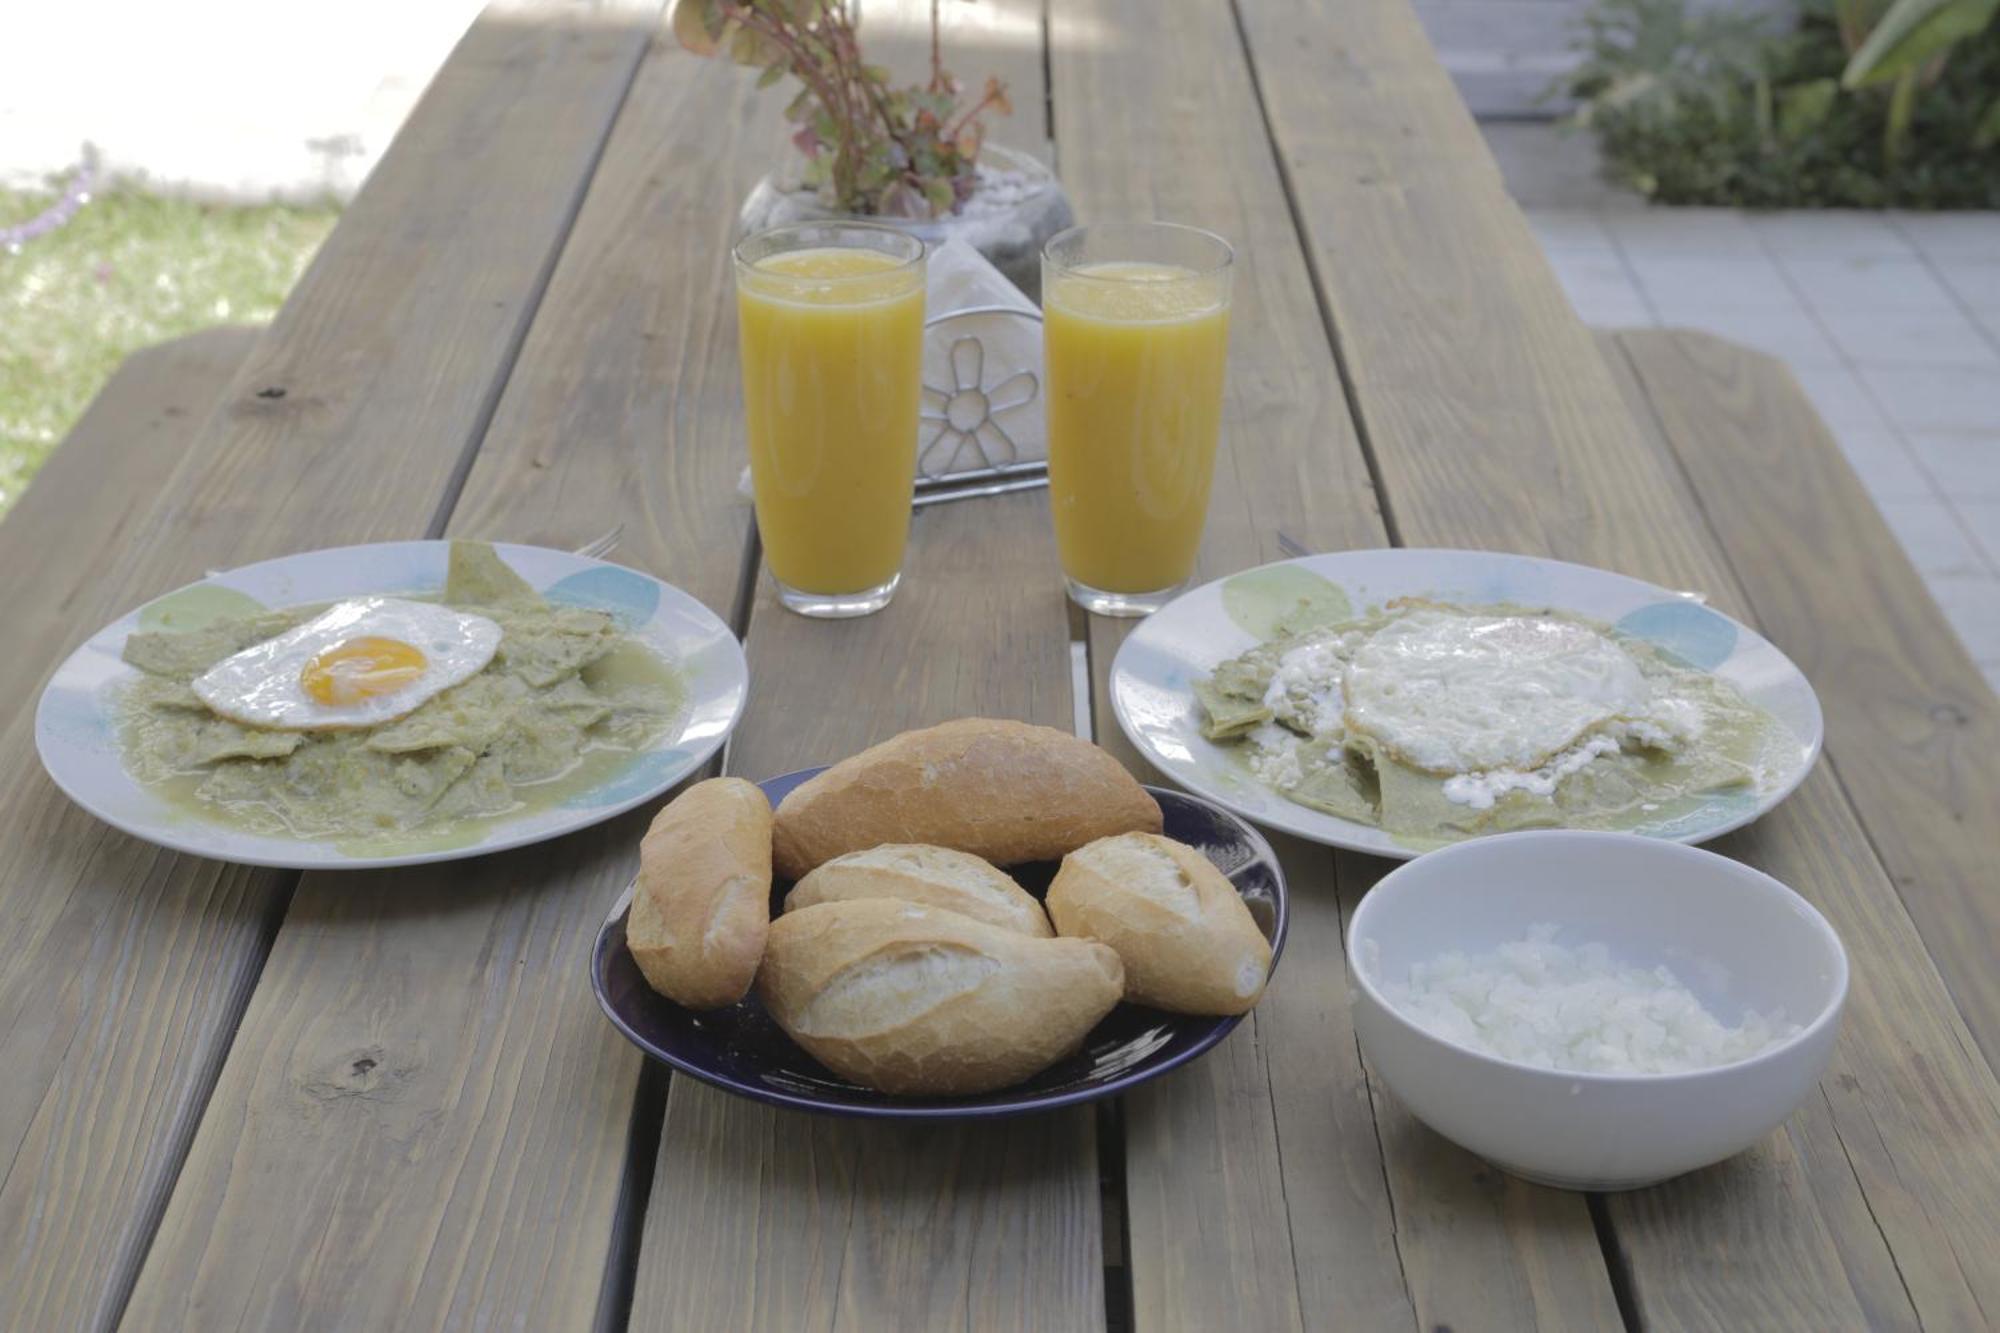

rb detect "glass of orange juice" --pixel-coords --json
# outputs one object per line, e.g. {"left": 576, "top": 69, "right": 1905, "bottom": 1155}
{"left": 735, "top": 222, "right": 927, "bottom": 617}
{"left": 1042, "top": 222, "right": 1233, "bottom": 616}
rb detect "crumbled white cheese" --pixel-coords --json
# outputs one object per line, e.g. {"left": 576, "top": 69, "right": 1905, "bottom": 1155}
{"left": 1379, "top": 924, "right": 1799, "bottom": 1074}
{"left": 1263, "top": 639, "right": 1347, "bottom": 737}
{"left": 1612, "top": 693, "right": 1706, "bottom": 750}
{"left": 1238, "top": 610, "right": 1725, "bottom": 815}
{"left": 1246, "top": 722, "right": 1307, "bottom": 789}
{"left": 1611, "top": 718, "right": 1674, "bottom": 749}
{"left": 1441, "top": 734, "right": 1623, "bottom": 810}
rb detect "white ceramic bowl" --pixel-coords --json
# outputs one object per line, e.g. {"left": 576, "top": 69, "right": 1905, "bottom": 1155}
{"left": 1347, "top": 831, "right": 1847, "bottom": 1190}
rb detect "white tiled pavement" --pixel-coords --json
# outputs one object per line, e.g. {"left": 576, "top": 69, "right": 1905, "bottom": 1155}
{"left": 1533, "top": 208, "right": 2000, "bottom": 695}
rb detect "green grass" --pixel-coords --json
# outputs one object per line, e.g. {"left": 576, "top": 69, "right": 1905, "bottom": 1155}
{"left": 0, "top": 189, "right": 338, "bottom": 517}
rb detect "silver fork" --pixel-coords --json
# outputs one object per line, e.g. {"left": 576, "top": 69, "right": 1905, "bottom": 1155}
{"left": 572, "top": 523, "right": 624, "bottom": 560}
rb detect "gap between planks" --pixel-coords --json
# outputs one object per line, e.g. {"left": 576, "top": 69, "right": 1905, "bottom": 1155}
{"left": 1205, "top": 2, "right": 1642, "bottom": 1317}
{"left": 1069, "top": 601, "right": 1138, "bottom": 1333}
{"left": 623, "top": 6, "right": 1111, "bottom": 1329}
{"left": 1223, "top": 0, "right": 1403, "bottom": 549}
{"left": 592, "top": 527, "right": 761, "bottom": 1333}
{"left": 1052, "top": 0, "right": 1620, "bottom": 1326}
{"left": 421, "top": 15, "right": 658, "bottom": 545}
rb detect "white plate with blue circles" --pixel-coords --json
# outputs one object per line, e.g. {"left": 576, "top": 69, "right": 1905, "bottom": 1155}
{"left": 35, "top": 541, "right": 749, "bottom": 870}
{"left": 1109, "top": 549, "right": 1823, "bottom": 859}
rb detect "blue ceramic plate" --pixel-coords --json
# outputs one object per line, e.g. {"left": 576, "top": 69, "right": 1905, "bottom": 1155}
{"left": 591, "top": 768, "right": 1289, "bottom": 1119}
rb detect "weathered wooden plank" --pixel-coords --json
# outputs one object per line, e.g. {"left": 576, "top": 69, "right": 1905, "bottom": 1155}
{"left": 116, "top": 829, "right": 667, "bottom": 1332}
{"left": 1233, "top": 3, "right": 1719, "bottom": 593}
{"left": 1054, "top": 0, "right": 1623, "bottom": 1326}
{"left": 1597, "top": 328, "right": 2000, "bottom": 1330}
{"left": 1675, "top": 773, "right": 1995, "bottom": 1330}
{"left": 0, "top": 327, "right": 263, "bottom": 1328}
{"left": 0, "top": 7, "right": 660, "bottom": 1332}
{"left": 1235, "top": 0, "right": 2000, "bottom": 1324}
{"left": 114, "top": 20, "right": 804, "bottom": 1333}
{"left": 632, "top": 516, "right": 1105, "bottom": 1332}
{"left": 1326, "top": 863, "right": 1631, "bottom": 1333}
{"left": 626, "top": 4, "right": 1106, "bottom": 1326}
{"left": 1605, "top": 329, "right": 2000, "bottom": 1065}
{"left": 1091, "top": 622, "right": 1454, "bottom": 1333}
{"left": 1088, "top": 652, "right": 1620, "bottom": 1333}
{"left": 0, "top": 327, "right": 260, "bottom": 716}
{"left": 0, "top": 750, "right": 290, "bottom": 1333}
{"left": 449, "top": 45, "right": 772, "bottom": 587}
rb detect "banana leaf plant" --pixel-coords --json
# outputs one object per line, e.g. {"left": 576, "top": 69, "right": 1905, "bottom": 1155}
{"left": 1839, "top": 0, "right": 2000, "bottom": 159}
{"left": 669, "top": 0, "right": 1010, "bottom": 218}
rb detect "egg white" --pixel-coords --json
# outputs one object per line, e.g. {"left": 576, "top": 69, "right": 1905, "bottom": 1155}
{"left": 192, "top": 597, "right": 503, "bottom": 731}
{"left": 1342, "top": 607, "right": 1653, "bottom": 774}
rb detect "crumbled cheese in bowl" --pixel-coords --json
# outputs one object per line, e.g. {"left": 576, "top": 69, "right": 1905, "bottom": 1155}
{"left": 1379, "top": 925, "right": 1799, "bottom": 1074}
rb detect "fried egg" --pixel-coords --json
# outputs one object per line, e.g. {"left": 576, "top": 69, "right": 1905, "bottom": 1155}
{"left": 192, "top": 597, "right": 503, "bottom": 731}
{"left": 1343, "top": 607, "right": 1652, "bottom": 773}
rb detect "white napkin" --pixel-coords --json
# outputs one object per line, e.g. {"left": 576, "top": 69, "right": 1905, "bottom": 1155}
{"left": 735, "top": 237, "right": 1045, "bottom": 498}
{"left": 916, "top": 237, "right": 1045, "bottom": 474}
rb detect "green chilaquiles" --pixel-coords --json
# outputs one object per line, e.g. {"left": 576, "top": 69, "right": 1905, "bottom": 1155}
{"left": 1196, "top": 581, "right": 1785, "bottom": 846}
{"left": 116, "top": 542, "right": 685, "bottom": 845}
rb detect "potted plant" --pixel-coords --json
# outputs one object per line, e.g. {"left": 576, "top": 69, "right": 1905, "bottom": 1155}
{"left": 669, "top": 0, "right": 1073, "bottom": 297}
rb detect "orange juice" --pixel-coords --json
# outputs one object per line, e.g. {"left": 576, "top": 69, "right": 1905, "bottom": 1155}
{"left": 1044, "top": 261, "right": 1230, "bottom": 595}
{"left": 736, "top": 245, "right": 925, "bottom": 598}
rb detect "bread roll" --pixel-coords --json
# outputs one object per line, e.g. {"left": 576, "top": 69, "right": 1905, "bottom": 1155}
{"left": 626, "top": 777, "right": 773, "bottom": 1009}
{"left": 772, "top": 718, "right": 1162, "bottom": 879}
{"left": 786, "top": 844, "right": 1053, "bottom": 937}
{"left": 1046, "top": 832, "right": 1272, "bottom": 1015}
{"left": 758, "top": 899, "right": 1124, "bottom": 1095}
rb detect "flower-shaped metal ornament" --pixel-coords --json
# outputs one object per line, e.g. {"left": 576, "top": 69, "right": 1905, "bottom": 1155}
{"left": 917, "top": 304, "right": 1045, "bottom": 483}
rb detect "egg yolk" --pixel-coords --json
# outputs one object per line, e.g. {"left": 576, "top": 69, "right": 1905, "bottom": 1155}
{"left": 300, "top": 636, "right": 429, "bottom": 706}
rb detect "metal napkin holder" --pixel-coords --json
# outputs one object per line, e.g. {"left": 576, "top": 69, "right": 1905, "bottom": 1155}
{"left": 912, "top": 304, "right": 1049, "bottom": 508}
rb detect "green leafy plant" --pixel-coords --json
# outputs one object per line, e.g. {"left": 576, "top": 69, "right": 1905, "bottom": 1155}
{"left": 1838, "top": 0, "right": 2000, "bottom": 160}
{"left": 670, "top": 0, "right": 1010, "bottom": 218}
{"left": 1562, "top": 0, "right": 1776, "bottom": 129}
{"left": 1561, "top": 0, "right": 2000, "bottom": 206}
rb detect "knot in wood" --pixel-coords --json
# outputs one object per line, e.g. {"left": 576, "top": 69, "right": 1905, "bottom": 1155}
{"left": 302, "top": 1045, "right": 400, "bottom": 1102}
{"left": 1930, "top": 702, "right": 1968, "bottom": 727}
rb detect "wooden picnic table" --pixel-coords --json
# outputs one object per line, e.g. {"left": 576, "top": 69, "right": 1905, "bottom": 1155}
{"left": 4, "top": 0, "right": 1998, "bottom": 1328}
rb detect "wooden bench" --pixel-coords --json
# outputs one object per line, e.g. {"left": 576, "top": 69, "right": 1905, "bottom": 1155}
{"left": 1, "top": 328, "right": 259, "bottom": 714}
{"left": 1600, "top": 327, "right": 2000, "bottom": 1081}
{"left": 0, "top": 325, "right": 257, "bottom": 1326}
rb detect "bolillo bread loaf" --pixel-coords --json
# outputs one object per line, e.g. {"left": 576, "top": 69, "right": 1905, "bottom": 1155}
{"left": 757, "top": 898, "right": 1125, "bottom": 1095}
{"left": 771, "top": 718, "right": 1163, "bottom": 879}
{"left": 785, "top": 844, "right": 1053, "bottom": 937}
{"left": 1046, "top": 832, "right": 1272, "bottom": 1016}
{"left": 626, "top": 777, "right": 773, "bottom": 1009}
